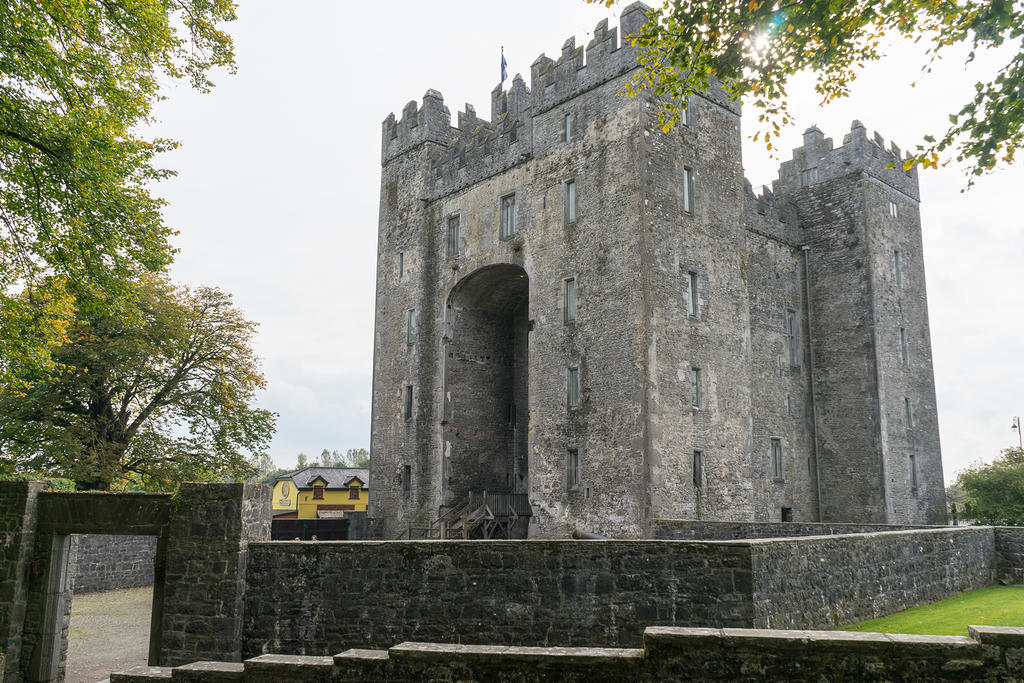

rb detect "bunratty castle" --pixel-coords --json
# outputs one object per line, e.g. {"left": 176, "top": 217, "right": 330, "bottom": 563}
{"left": 368, "top": 2, "right": 945, "bottom": 539}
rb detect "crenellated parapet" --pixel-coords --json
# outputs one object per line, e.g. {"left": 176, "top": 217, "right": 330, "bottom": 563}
{"left": 380, "top": 2, "right": 655, "bottom": 196}
{"left": 774, "top": 121, "right": 920, "bottom": 201}
{"left": 381, "top": 89, "right": 456, "bottom": 163}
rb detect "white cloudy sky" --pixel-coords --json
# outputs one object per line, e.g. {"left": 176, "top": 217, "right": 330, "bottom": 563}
{"left": 148, "top": 1, "right": 1022, "bottom": 481}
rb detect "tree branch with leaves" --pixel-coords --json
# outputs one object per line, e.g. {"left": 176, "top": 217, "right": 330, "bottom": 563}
{"left": 591, "top": 0, "right": 1023, "bottom": 178}
{"left": 0, "top": 276, "right": 276, "bottom": 491}
{"left": 0, "top": 0, "right": 237, "bottom": 392}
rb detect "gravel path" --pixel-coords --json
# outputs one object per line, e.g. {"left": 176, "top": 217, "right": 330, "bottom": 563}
{"left": 65, "top": 586, "right": 152, "bottom": 683}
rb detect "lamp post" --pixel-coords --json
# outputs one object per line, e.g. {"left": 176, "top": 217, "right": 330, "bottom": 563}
{"left": 1013, "top": 416, "right": 1022, "bottom": 449}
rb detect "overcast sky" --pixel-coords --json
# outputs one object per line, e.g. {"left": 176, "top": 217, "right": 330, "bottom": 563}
{"left": 147, "top": 1, "right": 1022, "bottom": 482}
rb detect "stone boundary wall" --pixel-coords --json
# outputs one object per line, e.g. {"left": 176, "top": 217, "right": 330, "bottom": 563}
{"left": 994, "top": 526, "right": 1024, "bottom": 583}
{"left": 750, "top": 527, "right": 995, "bottom": 629}
{"left": 648, "top": 519, "right": 937, "bottom": 540}
{"left": 241, "top": 528, "right": 998, "bottom": 657}
{"left": 108, "top": 625, "right": 1024, "bottom": 682}
{"left": 71, "top": 534, "right": 157, "bottom": 594}
{"left": 242, "top": 540, "right": 755, "bottom": 656}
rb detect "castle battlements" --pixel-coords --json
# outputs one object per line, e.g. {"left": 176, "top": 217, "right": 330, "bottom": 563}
{"left": 774, "top": 121, "right": 920, "bottom": 201}
{"left": 380, "top": 2, "right": 654, "bottom": 196}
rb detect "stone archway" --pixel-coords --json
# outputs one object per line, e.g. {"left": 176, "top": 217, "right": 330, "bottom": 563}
{"left": 443, "top": 264, "right": 529, "bottom": 506}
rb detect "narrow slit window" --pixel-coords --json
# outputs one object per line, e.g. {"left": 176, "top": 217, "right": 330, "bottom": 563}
{"left": 905, "top": 397, "right": 914, "bottom": 428}
{"left": 686, "top": 271, "right": 699, "bottom": 317}
{"left": 909, "top": 453, "right": 918, "bottom": 491}
{"left": 680, "top": 97, "right": 690, "bottom": 127}
{"left": 786, "top": 310, "right": 801, "bottom": 365}
{"left": 893, "top": 249, "right": 903, "bottom": 286}
{"left": 402, "top": 465, "right": 411, "bottom": 493}
{"left": 500, "top": 194, "right": 516, "bottom": 238}
{"left": 404, "top": 385, "right": 413, "bottom": 421}
{"left": 689, "top": 367, "right": 701, "bottom": 408}
{"left": 682, "top": 167, "right": 694, "bottom": 214}
{"left": 564, "top": 113, "right": 573, "bottom": 143}
{"left": 899, "top": 327, "right": 909, "bottom": 364}
{"left": 407, "top": 309, "right": 416, "bottom": 344}
{"left": 447, "top": 215, "right": 460, "bottom": 257}
{"left": 692, "top": 450, "right": 704, "bottom": 488}
{"left": 567, "top": 448, "right": 580, "bottom": 491}
{"left": 565, "top": 277, "right": 576, "bottom": 323}
{"left": 770, "top": 438, "right": 784, "bottom": 479}
{"left": 398, "top": 251, "right": 404, "bottom": 279}
{"left": 889, "top": 200, "right": 898, "bottom": 218}
{"left": 566, "top": 180, "right": 577, "bottom": 223}
{"left": 568, "top": 366, "right": 580, "bottom": 408}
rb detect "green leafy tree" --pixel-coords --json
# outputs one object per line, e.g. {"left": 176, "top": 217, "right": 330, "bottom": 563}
{"left": 296, "top": 453, "right": 309, "bottom": 468}
{"left": 591, "top": 0, "right": 1023, "bottom": 177}
{"left": 0, "top": 276, "right": 276, "bottom": 490}
{"left": 1, "top": 0, "right": 237, "bottom": 392}
{"left": 957, "top": 448, "right": 1024, "bottom": 525}
{"left": 344, "top": 447, "right": 370, "bottom": 468}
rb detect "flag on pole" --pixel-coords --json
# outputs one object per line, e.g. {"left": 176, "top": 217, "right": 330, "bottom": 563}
{"left": 501, "top": 47, "right": 508, "bottom": 83}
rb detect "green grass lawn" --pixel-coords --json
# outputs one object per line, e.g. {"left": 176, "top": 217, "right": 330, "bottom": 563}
{"left": 842, "top": 585, "right": 1024, "bottom": 636}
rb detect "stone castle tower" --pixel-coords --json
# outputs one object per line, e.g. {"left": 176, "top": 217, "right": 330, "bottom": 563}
{"left": 368, "top": 2, "right": 946, "bottom": 538}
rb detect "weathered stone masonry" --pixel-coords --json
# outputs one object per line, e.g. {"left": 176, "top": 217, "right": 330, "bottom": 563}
{"left": 70, "top": 535, "right": 157, "bottom": 594}
{"left": 0, "top": 481, "right": 269, "bottom": 683}
{"left": 368, "top": 3, "right": 946, "bottom": 539}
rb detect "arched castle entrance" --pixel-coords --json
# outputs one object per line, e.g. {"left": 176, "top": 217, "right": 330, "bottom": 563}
{"left": 443, "top": 264, "right": 529, "bottom": 510}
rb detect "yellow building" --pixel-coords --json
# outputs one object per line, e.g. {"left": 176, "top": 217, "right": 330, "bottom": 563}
{"left": 271, "top": 467, "right": 369, "bottom": 519}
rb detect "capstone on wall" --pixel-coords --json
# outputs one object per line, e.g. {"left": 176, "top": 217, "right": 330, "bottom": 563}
{"left": 369, "top": 2, "right": 946, "bottom": 539}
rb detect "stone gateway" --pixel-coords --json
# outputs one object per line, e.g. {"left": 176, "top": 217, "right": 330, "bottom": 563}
{"left": 369, "top": 2, "right": 945, "bottom": 539}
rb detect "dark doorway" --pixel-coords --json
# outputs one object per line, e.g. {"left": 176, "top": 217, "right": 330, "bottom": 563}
{"left": 443, "top": 264, "right": 529, "bottom": 506}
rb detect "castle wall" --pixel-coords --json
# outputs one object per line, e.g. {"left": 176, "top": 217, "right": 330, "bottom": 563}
{"left": 240, "top": 527, "right": 996, "bottom": 657}
{"left": 70, "top": 534, "right": 157, "bottom": 594}
{"left": 370, "top": 6, "right": 946, "bottom": 536}
{"left": 640, "top": 83, "right": 760, "bottom": 525}
{"left": 750, "top": 527, "right": 994, "bottom": 629}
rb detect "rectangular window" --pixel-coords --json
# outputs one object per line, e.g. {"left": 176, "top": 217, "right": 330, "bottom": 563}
{"left": 689, "top": 367, "right": 701, "bottom": 408}
{"left": 680, "top": 96, "right": 690, "bottom": 127}
{"left": 402, "top": 465, "right": 411, "bottom": 493}
{"left": 800, "top": 167, "right": 819, "bottom": 187}
{"left": 564, "top": 113, "right": 573, "bottom": 143}
{"left": 349, "top": 486, "right": 360, "bottom": 500}
{"left": 567, "top": 448, "right": 580, "bottom": 491}
{"left": 500, "top": 194, "right": 516, "bottom": 238}
{"left": 781, "top": 507, "right": 793, "bottom": 522}
{"left": 692, "top": 450, "right": 704, "bottom": 488}
{"left": 889, "top": 200, "right": 898, "bottom": 218}
{"left": 787, "top": 395, "right": 794, "bottom": 416}
{"left": 507, "top": 402, "right": 517, "bottom": 425}
{"left": 447, "top": 215, "right": 460, "bottom": 257}
{"left": 905, "top": 397, "right": 914, "bottom": 428}
{"left": 398, "top": 251, "right": 404, "bottom": 278}
{"left": 682, "top": 167, "right": 694, "bottom": 214}
{"left": 404, "top": 385, "right": 413, "bottom": 420}
{"left": 566, "top": 180, "right": 577, "bottom": 223}
{"left": 686, "top": 271, "right": 698, "bottom": 317}
{"left": 909, "top": 453, "right": 918, "bottom": 491}
{"left": 786, "top": 310, "right": 801, "bottom": 365}
{"left": 893, "top": 249, "right": 903, "bottom": 286}
{"left": 407, "top": 309, "right": 416, "bottom": 344}
{"left": 313, "top": 486, "right": 324, "bottom": 500}
{"left": 770, "top": 438, "right": 783, "bottom": 479}
{"left": 567, "top": 366, "right": 580, "bottom": 408}
{"left": 899, "top": 327, "right": 909, "bottom": 365}
{"left": 564, "top": 278, "right": 576, "bottom": 323}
